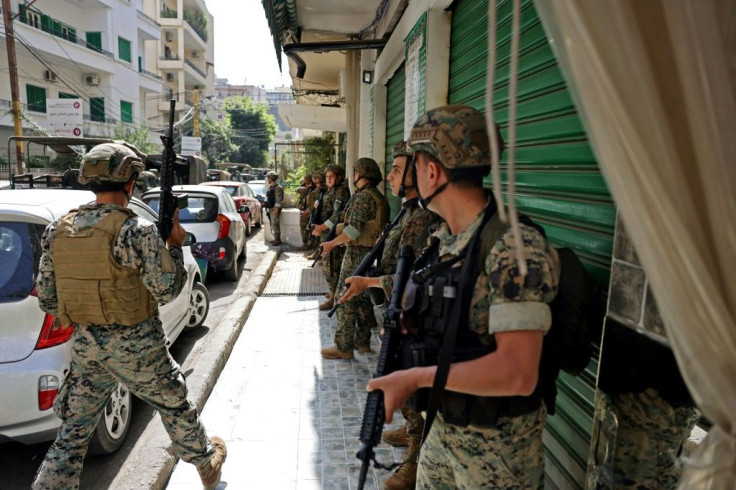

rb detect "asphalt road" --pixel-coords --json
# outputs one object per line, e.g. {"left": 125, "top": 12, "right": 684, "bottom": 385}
{"left": 0, "top": 228, "right": 269, "bottom": 489}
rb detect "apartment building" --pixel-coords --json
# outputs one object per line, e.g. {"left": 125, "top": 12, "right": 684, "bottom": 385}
{"left": 142, "top": 0, "right": 215, "bottom": 127}
{"left": 0, "top": 0, "right": 163, "bottom": 159}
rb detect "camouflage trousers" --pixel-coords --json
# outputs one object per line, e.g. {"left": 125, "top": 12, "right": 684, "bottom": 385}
{"left": 416, "top": 408, "right": 546, "bottom": 489}
{"left": 334, "top": 245, "right": 376, "bottom": 351}
{"left": 32, "top": 319, "right": 214, "bottom": 490}
{"left": 300, "top": 212, "right": 311, "bottom": 247}
{"left": 269, "top": 210, "right": 281, "bottom": 240}
{"left": 401, "top": 404, "right": 425, "bottom": 443}
{"left": 322, "top": 245, "right": 345, "bottom": 293}
{"left": 609, "top": 389, "right": 700, "bottom": 489}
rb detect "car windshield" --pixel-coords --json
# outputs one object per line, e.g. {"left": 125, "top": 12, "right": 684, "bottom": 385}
{"left": 220, "top": 186, "right": 236, "bottom": 196}
{"left": 248, "top": 183, "right": 265, "bottom": 196}
{"left": 0, "top": 222, "right": 45, "bottom": 303}
{"left": 142, "top": 195, "right": 219, "bottom": 223}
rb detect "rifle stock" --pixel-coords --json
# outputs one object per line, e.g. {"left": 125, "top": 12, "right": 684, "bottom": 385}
{"left": 355, "top": 245, "right": 415, "bottom": 490}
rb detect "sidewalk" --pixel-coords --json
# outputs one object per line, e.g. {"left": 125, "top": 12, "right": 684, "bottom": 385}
{"left": 166, "top": 251, "right": 407, "bottom": 490}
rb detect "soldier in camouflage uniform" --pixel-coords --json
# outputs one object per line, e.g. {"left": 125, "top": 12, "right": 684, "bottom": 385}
{"left": 312, "top": 164, "right": 351, "bottom": 310}
{"left": 305, "top": 171, "right": 326, "bottom": 257}
{"left": 31, "top": 143, "right": 226, "bottom": 490}
{"left": 367, "top": 105, "right": 561, "bottom": 489}
{"left": 338, "top": 141, "right": 440, "bottom": 490}
{"left": 296, "top": 175, "right": 313, "bottom": 250}
{"left": 265, "top": 171, "right": 284, "bottom": 245}
{"left": 319, "top": 158, "right": 389, "bottom": 360}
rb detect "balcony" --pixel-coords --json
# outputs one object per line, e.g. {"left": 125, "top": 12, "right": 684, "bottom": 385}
{"left": 183, "top": 10, "right": 207, "bottom": 43}
{"left": 139, "top": 68, "right": 162, "bottom": 81}
{"left": 17, "top": 8, "right": 114, "bottom": 59}
{"left": 185, "top": 59, "right": 206, "bottom": 79}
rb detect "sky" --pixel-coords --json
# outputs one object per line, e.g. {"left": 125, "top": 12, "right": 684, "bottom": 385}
{"left": 207, "top": 0, "right": 293, "bottom": 89}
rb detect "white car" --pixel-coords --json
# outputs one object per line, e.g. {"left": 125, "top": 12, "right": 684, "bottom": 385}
{"left": 0, "top": 189, "right": 210, "bottom": 454}
{"left": 142, "top": 185, "right": 247, "bottom": 282}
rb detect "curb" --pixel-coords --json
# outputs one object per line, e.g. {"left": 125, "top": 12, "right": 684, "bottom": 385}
{"left": 108, "top": 249, "right": 280, "bottom": 490}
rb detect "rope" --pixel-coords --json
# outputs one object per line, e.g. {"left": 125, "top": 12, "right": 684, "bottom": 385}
{"left": 486, "top": 0, "right": 527, "bottom": 276}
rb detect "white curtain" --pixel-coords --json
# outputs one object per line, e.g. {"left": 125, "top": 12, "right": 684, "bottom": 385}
{"left": 533, "top": 1, "right": 736, "bottom": 488}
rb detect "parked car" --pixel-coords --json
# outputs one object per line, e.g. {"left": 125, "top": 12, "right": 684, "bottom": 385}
{"left": 142, "top": 185, "right": 247, "bottom": 282}
{"left": 247, "top": 180, "right": 267, "bottom": 210}
{"left": 0, "top": 189, "right": 210, "bottom": 454}
{"left": 200, "top": 181, "right": 263, "bottom": 236}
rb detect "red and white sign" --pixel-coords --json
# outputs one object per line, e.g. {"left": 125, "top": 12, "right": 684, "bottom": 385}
{"left": 46, "top": 98, "right": 84, "bottom": 137}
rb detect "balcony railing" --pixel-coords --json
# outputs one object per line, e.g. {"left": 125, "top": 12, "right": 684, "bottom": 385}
{"left": 83, "top": 113, "right": 118, "bottom": 125}
{"left": 139, "top": 68, "right": 162, "bottom": 81}
{"left": 17, "top": 10, "right": 113, "bottom": 58}
{"left": 184, "top": 19, "right": 207, "bottom": 43}
{"left": 160, "top": 7, "right": 177, "bottom": 19}
{"left": 161, "top": 55, "right": 180, "bottom": 61}
{"left": 185, "top": 59, "right": 206, "bottom": 79}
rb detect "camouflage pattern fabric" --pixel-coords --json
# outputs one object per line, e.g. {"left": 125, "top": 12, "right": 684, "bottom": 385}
{"left": 414, "top": 200, "right": 559, "bottom": 486}
{"left": 320, "top": 184, "right": 337, "bottom": 224}
{"left": 334, "top": 244, "right": 375, "bottom": 351}
{"left": 378, "top": 198, "right": 440, "bottom": 298}
{"left": 266, "top": 183, "right": 284, "bottom": 240}
{"left": 416, "top": 409, "right": 546, "bottom": 489}
{"left": 401, "top": 404, "right": 425, "bottom": 443}
{"left": 324, "top": 182, "right": 351, "bottom": 228}
{"left": 322, "top": 245, "right": 345, "bottom": 293}
{"left": 270, "top": 211, "right": 281, "bottom": 240}
{"left": 610, "top": 389, "right": 700, "bottom": 489}
{"left": 333, "top": 184, "right": 386, "bottom": 351}
{"left": 32, "top": 204, "right": 214, "bottom": 489}
{"left": 321, "top": 183, "right": 350, "bottom": 289}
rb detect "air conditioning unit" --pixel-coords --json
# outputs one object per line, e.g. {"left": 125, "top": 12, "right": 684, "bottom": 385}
{"left": 165, "top": 31, "right": 173, "bottom": 42}
{"left": 43, "top": 70, "right": 57, "bottom": 82}
{"left": 166, "top": 73, "right": 175, "bottom": 82}
{"left": 191, "top": 51, "right": 199, "bottom": 58}
{"left": 85, "top": 74, "right": 100, "bottom": 86}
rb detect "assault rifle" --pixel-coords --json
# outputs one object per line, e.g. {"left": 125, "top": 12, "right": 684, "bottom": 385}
{"left": 327, "top": 206, "right": 408, "bottom": 318}
{"left": 356, "top": 245, "right": 415, "bottom": 490}
{"left": 306, "top": 187, "right": 325, "bottom": 249}
{"left": 157, "top": 100, "right": 188, "bottom": 241}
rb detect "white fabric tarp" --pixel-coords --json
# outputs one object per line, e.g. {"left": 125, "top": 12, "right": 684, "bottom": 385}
{"left": 533, "top": 1, "right": 736, "bottom": 488}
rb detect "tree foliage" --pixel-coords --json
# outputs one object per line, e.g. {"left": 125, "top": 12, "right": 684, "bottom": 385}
{"left": 113, "top": 124, "right": 159, "bottom": 154}
{"left": 224, "top": 95, "right": 276, "bottom": 167}
{"left": 179, "top": 117, "right": 237, "bottom": 167}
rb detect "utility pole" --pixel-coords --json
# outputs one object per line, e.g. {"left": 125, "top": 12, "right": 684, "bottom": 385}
{"left": 2, "top": 0, "right": 25, "bottom": 174}
{"left": 192, "top": 88, "right": 200, "bottom": 137}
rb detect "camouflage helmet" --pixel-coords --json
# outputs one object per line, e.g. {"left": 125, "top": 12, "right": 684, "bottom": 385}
{"left": 391, "top": 141, "right": 413, "bottom": 159}
{"left": 311, "top": 170, "right": 325, "bottom": 181}
{"left": 78, "top": 143, "right": 144, "bottom": 185}
{"left": 353, "top": 157, "right": 382, "bottom": 183}
{"left": 324, "top": 164, "right": 344, "bottom": 177}
{"left": 408, "top": 104, "right": 504, "bottom": 169}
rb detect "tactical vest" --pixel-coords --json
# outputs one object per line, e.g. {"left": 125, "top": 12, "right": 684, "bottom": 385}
{"left": 345, "top": 186, "right": 389, "bottom": 247}
{"left": 399, "top": 211, "right": 547, "bottom": 428}
{"left": 266, "top": 186, "right": 276, "bottom": 208}
{"left": 53, "top": 209, "right": 158, "bottom": 327}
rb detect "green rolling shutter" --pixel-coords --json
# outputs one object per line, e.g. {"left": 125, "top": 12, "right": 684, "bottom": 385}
{"left": 384, "top": 65, "right": 405, "bottom": 219}
{"left": 26, "top": 85, "right": 47, "bottom": 113}
{"left": 90, "top": 97, "right": 105, "bottom": 122}
{"left": 120, "top": 101, "right": 133, "bottom": 123}
{"left": 449, "top": 0, "right": 615, "bottom": 487}
{"left": 118, "top": 37, "right": 131, "bottom": 62}
{"left": 86, "top": 32, "right": 102, "bottom": 51}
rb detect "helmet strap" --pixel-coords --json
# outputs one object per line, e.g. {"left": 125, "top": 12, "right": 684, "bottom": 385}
{"left": 418, "top": 182, "right": 448, "bottom": 209}
{"left": 398, "top": 155, "right": 415, "bottom": 198}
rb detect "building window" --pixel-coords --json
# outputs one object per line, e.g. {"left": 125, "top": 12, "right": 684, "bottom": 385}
{"left": 58, "top": 92, "right": 77, "bottom": 99}
{"left": 120, "top": 101, "right": 133, "bottom": 123}
{"left": 90, "top": 97, "right": 105, "bottom": 122}
{"left": 118, "top": 37, "right": 132, "bottom": 63}
{"left": 86, "top": 32, "right": 102, "bottom": 51}
{"left": 26, "top": 84, "right": 47, "bottom": 113}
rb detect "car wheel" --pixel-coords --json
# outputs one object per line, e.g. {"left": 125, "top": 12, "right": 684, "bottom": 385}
{"left": 246, "top": 218, "right": 252, "bottom": 237}
{"left": 88, "top": 383, "right": 132, "bottom": 455}
{"left": 223, "top": 253, "right": 242, "bottom": 281}
{"left": 255, "top": 211, "right": 262, "bottom": 228}
{"left": 186, "top": 282, "right": 210, "bottom": 330}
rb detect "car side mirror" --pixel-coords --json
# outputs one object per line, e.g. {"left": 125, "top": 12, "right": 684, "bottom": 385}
{"left": 238, "top": 205, "right": 250, "bottom": 214}
{"left": 183, "top": 231, "right": 197, "bottom": 246}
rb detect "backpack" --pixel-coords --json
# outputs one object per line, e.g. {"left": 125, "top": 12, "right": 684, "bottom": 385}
{"left": 478, "top": 215, "right": 603, "bottom": 412}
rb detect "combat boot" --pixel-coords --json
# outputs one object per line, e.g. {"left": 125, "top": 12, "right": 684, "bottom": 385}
{"left": 319, "top": 294, "right": 334, "bottom": 310}
{"left": 307, "top": 248, "right": 321, "bottom": 260}
{"left": 382, "top": 426, "right": 410, "bottom": 447}
{"left": 321, "top": 346, "right": 353, "bottom": 360}
{"left": 384, "top": 438, "right": 420, "bottom": 490}
{"left": 197, "top": 436, "right": 227, "bottom": 490}
{"left": 356, "top": 343, "right": 372, "bottom": 353}
{"left": 271, "top": 238, "right": 282, "bottom": 246}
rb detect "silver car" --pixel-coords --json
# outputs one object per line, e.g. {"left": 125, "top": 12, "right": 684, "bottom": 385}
{"left": 142, "top": 185, "right": 247, "bottom": 282}
{"left": 0, "top": 189, "right": 210, "bottom": 454}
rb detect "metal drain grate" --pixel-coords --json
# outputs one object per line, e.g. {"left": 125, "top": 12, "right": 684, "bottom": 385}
{"left": 261, "top": 252, "right": 330, "bottom": 296}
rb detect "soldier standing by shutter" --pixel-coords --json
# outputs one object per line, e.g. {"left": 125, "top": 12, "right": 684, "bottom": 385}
{"left": 319, "top": 158, "right": 389, "bottom": 359}
{"left": 367, "top": 106, "right": 560, "bottom": 488}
